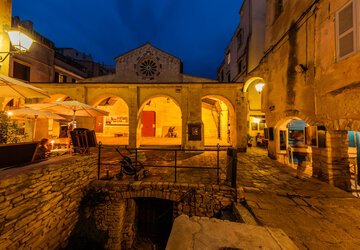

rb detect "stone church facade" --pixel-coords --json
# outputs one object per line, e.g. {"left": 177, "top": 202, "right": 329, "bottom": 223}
{"left": 32, "top": 43, "right": 248, "bottom": 150}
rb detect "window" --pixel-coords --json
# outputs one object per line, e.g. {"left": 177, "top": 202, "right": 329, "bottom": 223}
{"left": 72, "top": 78, "right": 76, "bottom": 83}
{"left": 227, "top": 73, "right": 231, "bottom": 82}
{"left": 227, "top": 52, "right": 231, "bottom": 64}
{"left": 335, "top": 0, "right": 358, "bottom": 60}
{"left": 13, "top": 62, "right": 30, "bottom": 81}
{"left": 275, "top": 0, "right": 284, "bottom": 18}
{"left": 62, "top": 75, "right": 67, "bottom": 83}
{"left": 54, "top": 72, "right": 59, "bottom": 82}
{"left": 238, "top": 60, "right": 242, "bottom": 74}
{"left": 237, "top": 29, "right": 243, "bottom": 49}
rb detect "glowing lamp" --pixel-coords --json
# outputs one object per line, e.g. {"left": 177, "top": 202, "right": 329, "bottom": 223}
{"left": 253, "top": 118, "right": 260, "bottom": 123}
{"left": 255, "top": 83, "right": 265, "bottom": 94}
{"left": 51, "top": 140, "right": 55, "bottom": 150}
{"left": 0, "top": 30, "right": 34, "bottom": 63}
{"left": 7, "top": 111, "right": 13, "bottom": 116}
{"left": 7, "top": 31, "right": 33, "bottom": 52}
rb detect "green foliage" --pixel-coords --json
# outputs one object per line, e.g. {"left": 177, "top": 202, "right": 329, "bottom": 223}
{"left": 0, "top": 111, "right": 26, "bottom": 144}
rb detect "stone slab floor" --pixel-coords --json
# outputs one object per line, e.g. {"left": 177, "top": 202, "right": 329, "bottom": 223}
{"left": 240, "top": 147, "right": 360, "bottom": 249}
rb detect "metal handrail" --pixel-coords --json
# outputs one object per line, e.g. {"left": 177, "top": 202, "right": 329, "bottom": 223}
{"left": 97, "top": 143, "right": 224, "bottom": 184}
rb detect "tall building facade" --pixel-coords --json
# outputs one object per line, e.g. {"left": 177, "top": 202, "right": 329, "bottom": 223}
{"left": 221, "top": 0, "right": 360, "bottom": 190}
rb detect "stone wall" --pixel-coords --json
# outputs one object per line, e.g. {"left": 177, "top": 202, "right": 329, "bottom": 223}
{"left": 312, "top": 130, "right": 351, "bottom": 191}
{"left": 0, "top": 155, "right": 97, "bottom": 249}
{"left": 85, "top": 180, "right": 242, "bottom": 249}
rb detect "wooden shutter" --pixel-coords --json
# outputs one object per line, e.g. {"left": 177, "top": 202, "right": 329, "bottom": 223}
{"left": 336, "top": 1, "right": 357, "bottom": 60}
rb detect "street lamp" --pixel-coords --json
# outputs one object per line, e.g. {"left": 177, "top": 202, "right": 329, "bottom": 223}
{"left": 0, "top": 29, "right": 34, "bottom": 62}
{"left": 255, "top": 83, "right": 265, "bottom": 94}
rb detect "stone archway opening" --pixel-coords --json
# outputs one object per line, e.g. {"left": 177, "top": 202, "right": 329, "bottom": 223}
{"left": 137, "top": 96, "right": 182, "bottom": 147}
{"left": 201, "top": 95, "right": 235, "bottom": 146}
{"left": 275, "top": 117, "right": 312, "bottom": 175}
{"left": 134, "top": 198, "right": 174, "bottom": 249}
{"left": 93, "top": 95, "right": 129, "bottom": 145}
{"left": 244, "top": 77, "right": 267, "bottom": 147}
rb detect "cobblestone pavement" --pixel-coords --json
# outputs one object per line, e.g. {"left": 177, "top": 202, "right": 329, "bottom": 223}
{"left": 239, "top": 147, "right": 360, "bottom": 249}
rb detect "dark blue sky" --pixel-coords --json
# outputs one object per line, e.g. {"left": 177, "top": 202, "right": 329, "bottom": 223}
{"left": 12, "top": 0, "right": 243, "bottom": 79}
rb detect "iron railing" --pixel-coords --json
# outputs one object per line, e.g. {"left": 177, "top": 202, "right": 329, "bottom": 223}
{"left": 97, "top": 143, "right": 234, "bottom": 185}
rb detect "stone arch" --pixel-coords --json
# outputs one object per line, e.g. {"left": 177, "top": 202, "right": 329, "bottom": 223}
{"left": 137, "top": 95, "right": 183, "bottom": 146}
{"left": 41, "top": 94, "right": 73, "bottom": 103}
{"left": 117, "top": 190, "right": 180, "bottom": 202}
{"left": 91, "top": 94, "right": 130, "bottom": 108}
{"left": 201, "top": 94, "right": 236, "bottom": 146}
{"left": 92, "top": 94, "right": 130, "bottom": 145}
{"left": 243, "top": 77, "right": 265, "bottom": 93}
{"left": 137, "top": 93, "right": 182, "bottom": 118}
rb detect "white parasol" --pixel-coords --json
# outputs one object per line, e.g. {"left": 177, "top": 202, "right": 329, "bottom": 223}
{"left": 26, "top": 100, "right": 109, "bottom": 125}
{"left": 0, "top": 73, "right": 49, "bottom": 98}
{"left": 9, "top": 108, "right": 65, "bottom": 139}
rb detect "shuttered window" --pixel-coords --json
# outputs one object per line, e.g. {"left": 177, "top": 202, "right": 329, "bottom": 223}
{"left": 336, "top": 1, "right": 358, "bottom": 60}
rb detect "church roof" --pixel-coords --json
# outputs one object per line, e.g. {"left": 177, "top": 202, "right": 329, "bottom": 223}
{"left": 114, "top": 42, "right": 181, "bottom": 61}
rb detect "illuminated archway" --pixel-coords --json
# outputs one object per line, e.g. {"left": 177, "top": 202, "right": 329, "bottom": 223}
{"left": 244, "top": 77, "right": 266, "bottom": 146}
{"left": 273, "top": 117, "right": 312, "bottom": 175}
{"left": 201, "top": 95, "right": 235, "bottom": 146}
{"left": 137, "top": 95, "right": 182, "bottom": 146}
{"left": 93, "top": 95, "right": 129, "bottom": 145}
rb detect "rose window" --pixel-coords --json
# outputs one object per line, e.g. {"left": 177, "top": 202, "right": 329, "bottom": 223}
{"left": 140, "top": 59, "right": 157, "bottom": 77}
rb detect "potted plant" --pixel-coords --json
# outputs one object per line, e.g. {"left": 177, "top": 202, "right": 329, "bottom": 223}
{"left": 0, "top": 110, "right": 25, "bottom": 144}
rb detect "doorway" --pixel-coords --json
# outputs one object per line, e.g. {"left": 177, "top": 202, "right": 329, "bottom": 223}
{"left": 141, "top": 111, "right": 156, "bottom": 137}
{"left": 135, "top": 198, "right": 174, "bottom": 249}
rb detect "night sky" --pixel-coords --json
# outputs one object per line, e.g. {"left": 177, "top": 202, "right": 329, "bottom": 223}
{"left": 12, "top": 0, "right": 243, "bottom": 79}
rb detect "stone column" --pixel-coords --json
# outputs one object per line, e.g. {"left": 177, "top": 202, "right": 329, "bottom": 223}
{"left": 184, "top": 85, "right": 204, "bottom": 150}
{"left": 312, "top": 130, "right": 351, "bottom": 191}
{"left": 235, "top": 92, "right": 248, "bottom": 152}
{"left": 128, "top": 87, "right": 138, "bottom": 148}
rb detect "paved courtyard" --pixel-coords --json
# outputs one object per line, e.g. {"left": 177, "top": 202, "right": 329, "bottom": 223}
{"left": 97, "top": 145, "right": 360, "bottom": 249}
{"left": 240, "top": 147, "right": 360, "bottom": 249}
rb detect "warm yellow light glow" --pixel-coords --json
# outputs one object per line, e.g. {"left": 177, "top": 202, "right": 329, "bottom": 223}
{"left": 253, "top": 118, "right": 260, "bottom": 123}
{"left": 7, "top": 31, "right": 33, "bottom": 51}
{"left": 255, "top": 83, "right": 265, "bottom": 93}
{"left": 51, "top": 140, "right": 55, "bottom": 144}
{"left": 7, "top": 111, "right": 13, "bottom": 116}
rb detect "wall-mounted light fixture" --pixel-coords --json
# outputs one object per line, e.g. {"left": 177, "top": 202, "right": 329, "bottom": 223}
{"left": 0, "top": 28, "right": 34, "bottom": 63}
{"left": 253, "top": 118, "right": 260, "bottom": 123}
{"left": 255, "top": 83, "right": 265, "bottom": 94}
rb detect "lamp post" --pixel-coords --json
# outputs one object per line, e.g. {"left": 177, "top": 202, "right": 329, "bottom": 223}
{"left": 0, "top": 29, "right": 34, "bottom": 63}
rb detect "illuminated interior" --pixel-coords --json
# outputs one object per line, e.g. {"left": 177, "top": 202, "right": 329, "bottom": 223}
{"left": 94, "top": 96, "right": 129, "bottom": 145}
{"left": 137, "top": 96, "right": 182, "bottom": 146}
{"left": 201, "top": 96, "right": 232, "bottom": 146}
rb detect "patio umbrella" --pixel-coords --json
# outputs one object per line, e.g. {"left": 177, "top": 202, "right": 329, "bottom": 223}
{"left": 0, "top": 73, "right": 49, "bottom": 98}
{"left": 26, "top": 100, "right": 109, "bottom": 126}
{"left": 9, "top": 108, "right": 65, "bottom": 139}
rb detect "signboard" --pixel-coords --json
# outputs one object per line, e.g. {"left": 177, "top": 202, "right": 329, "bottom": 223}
{"left": 188, "top": 123, "right": 201, "bottom": 141}
{"left": 105, "top": 116, "right": 129, "bottom": 126}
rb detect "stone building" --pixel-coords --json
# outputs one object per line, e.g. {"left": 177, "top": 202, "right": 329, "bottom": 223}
{"left": 217, "top": 0, "right": 267, "bottom": 143}
{"left": 32, "top": 42, "right": 247, "bottom": 150}
{"left": 224, "top": 0, "right": 360, "bottom": 191}
{"left": 9, "top": 17, "right": 87, "bottom": 84}
{"left": 56, "top": 48, "right": 115, "bottom": 78}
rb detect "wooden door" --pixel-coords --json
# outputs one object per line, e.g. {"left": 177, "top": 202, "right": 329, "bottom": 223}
{"left": 141, "top": 111, "right": 155, "bottom": 136}
{"left": 94, "top": 116, "right": 103, "bottom": 133}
